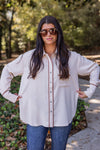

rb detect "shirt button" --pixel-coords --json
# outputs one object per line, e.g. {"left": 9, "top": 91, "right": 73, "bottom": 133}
{"left": 50, "top": 110, "right": 52, "bottom": 112}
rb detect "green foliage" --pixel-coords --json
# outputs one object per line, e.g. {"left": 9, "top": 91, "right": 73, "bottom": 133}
{"left": 0, "top": 76, "right": 89, "bottom": 149}
{"left": 0, "top": 76, "right": 26, "bottom": 149}
{"left": 72, "top": 99, "right": 89, "bottom": 127}
{"left": 1, "top": 0, "right": 100, "bottom": 57}
{"left": 65, "top": 1, "right": 100, "bottom": 49}
{"left": 12, "top": 0, "right": 66, "bottom": 50}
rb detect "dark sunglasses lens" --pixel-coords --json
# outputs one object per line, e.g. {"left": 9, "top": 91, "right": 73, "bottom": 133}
{"left": 40, "top": 30, "right": 47, "bottom": 36}
{"left": 40, "top": 28, "right": 57, "bottom": 36}
{"left": 49, "top": 28, "right": 56, "bottom": 35}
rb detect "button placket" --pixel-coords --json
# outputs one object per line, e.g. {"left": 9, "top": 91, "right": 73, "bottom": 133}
{"left": 47, "top": 55, "right": 54, "bottom": 127}
{"left": 50, "top": 64, "right": 53, "bottom": 126}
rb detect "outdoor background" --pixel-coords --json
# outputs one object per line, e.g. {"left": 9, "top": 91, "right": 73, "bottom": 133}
{"left": 0, "top": 0, "right": 100, "bottom": 59}
{"left": 0, "top": 0, "right": 100, "bottom": 149}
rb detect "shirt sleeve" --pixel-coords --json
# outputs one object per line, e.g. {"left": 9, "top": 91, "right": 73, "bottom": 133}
{"left": 0, "top": 54, "right": 24, "bottom": 103}
{"left": 77, "top": 53, "right": 100, "bottom": 98}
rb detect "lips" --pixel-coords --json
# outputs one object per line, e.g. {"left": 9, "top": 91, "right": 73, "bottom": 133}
{"left": 46, "top": 38, "right": 53, "bottom": 40}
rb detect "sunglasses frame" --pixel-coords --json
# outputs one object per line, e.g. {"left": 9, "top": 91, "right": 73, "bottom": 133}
{"left": 39, "top": 28, "right": 58, "bottom": 37}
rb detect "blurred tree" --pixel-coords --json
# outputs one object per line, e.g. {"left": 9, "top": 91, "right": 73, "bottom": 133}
{"left": 0, "top": 0, "right": 33, "bottom": 59}
{"left": 0, "top": 0, "right": 100, "bottom": 58}
{"left": 0, "top": 12, "right": 3, "bottom": 60}
{"left": 13, "top": 0, "right": 66, "bottom": 51}
{"left": 64, "top": 0, "right": 100, "bottom": 50}
{"left": 0, "top": 1, "right": 7, "bottom": 60}
{"left": 14, "top": 0, "right": 100, "bottom": 52}
{"left": 56, "top": 0, "right": 94, "bottom": 8}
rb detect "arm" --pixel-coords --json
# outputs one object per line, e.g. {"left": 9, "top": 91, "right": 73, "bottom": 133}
{"left": 77, "top": 54, "right": 99, "bottom": 98}
{"left": 0, "top": 54, "right": 24, "bottom": 103}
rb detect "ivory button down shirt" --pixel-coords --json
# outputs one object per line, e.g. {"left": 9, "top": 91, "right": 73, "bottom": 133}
{"left": 0, "top": 49, "right": 99, "bottom": 127}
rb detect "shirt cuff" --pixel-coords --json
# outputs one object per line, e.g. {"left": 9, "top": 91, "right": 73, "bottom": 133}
{"left": 2, "top": 91, "right": 18, "bottom": 103}
{"left": 84, "top": 84, "right": 97, "bottom": 98}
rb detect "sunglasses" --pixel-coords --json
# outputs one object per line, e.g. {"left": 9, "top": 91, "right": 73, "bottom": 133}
{"left": 40, "top": 28, "right": 58, "bottom": 37}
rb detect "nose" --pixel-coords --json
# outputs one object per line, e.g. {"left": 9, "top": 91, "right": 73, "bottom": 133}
{"left": 47, "top": 31, "right": 51, "bottom": 36}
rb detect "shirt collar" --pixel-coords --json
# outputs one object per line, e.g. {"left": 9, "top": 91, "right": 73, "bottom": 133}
{"left": 43, "top": 48, "right": 57, "bottom": 57}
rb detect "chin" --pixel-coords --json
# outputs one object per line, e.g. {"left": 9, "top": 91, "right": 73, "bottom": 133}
{"left": 46, "top": 42, "right": 53, "bottom": 45}
{"left": 45, "top": 41, "right": 56, "bottom": 45}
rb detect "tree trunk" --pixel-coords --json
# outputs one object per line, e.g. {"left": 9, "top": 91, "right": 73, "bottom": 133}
{"left": 8, "top": 25, "right": 12, "bottom": 58}
{"left": 15, "top": 40, "right": 20, "bottom": 54}
{"left": 7, "top": 9, "right": 15, "bottom": 58}
{"left": 5, "top": 36, "right": 9, "bottom": 58}
{"left": 0, "top": 26, "right": 2, "bottom": 60}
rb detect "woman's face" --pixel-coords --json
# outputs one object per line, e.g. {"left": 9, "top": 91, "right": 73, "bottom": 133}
{"left": 40, "top": 23, "right": 57, "bottom": 46}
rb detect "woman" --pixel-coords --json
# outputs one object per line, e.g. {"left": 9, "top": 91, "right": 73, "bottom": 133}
{"left": 0, "top": 16, "right": 99, "bottom": 150}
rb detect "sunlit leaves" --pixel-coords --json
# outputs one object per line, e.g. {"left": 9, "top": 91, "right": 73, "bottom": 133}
{"left": 1, "top": 0, "right": 100, "bottom": 56}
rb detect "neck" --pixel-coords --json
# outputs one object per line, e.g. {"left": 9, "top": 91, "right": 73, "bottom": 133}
{"left": 44, "top": 44, "right": 56, "bottom": 57}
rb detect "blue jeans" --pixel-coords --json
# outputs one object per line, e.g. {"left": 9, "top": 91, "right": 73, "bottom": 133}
{"left": 27, "top": 122, "right": 72, "bottom": 150}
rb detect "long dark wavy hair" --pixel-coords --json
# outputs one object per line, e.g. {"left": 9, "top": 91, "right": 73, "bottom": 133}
{"left": 29, "top": 16, "right": 70, "bottom": 79}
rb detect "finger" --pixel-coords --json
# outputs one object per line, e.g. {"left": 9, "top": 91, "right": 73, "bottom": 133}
{"left": 18, "top": 96, "right": 22, "bottom": 98}
{"left": 79, "top": 93, "right": 87, "bottom": 98}
{"left": 77, "top": 90, "right": 85, "bottom": 98}
{"left": 14, "top": 93, "right": 22, "bottom": 98}
{"left": 77, "top": 90, "right": 83, "bottom": 94}
{"left": 15, "top": 93, "right": 18, "bottom": 96}
{"left": 79, "top": 94, "right": 84, "bottom": 98}
{"left": 16, "top": 95, "right": 22, "bottom": 101}
{"left": 79, "top": 92, "right": 84, "bottom": 96}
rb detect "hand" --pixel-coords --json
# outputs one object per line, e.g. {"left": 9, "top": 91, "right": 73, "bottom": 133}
{"left": 77, "top": 90, "right": 88, "bottom": 99}
{"left": 15, "top": 93, "right": 22, "bottom": 101}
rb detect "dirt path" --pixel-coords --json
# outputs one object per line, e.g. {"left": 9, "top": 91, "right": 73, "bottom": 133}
{"left": 0, "top": 53, "right": 100, "bottom": 66}
{"left": 83, "top": 54, "right": 100, "bottom": 65}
